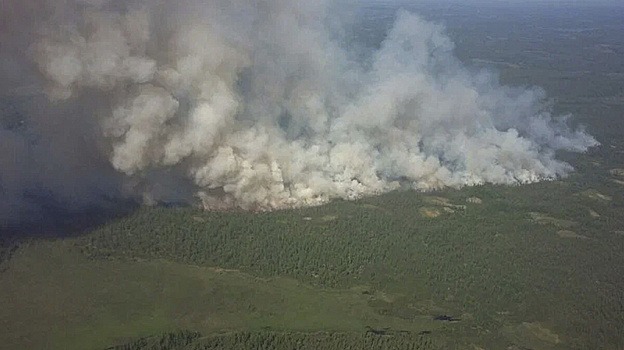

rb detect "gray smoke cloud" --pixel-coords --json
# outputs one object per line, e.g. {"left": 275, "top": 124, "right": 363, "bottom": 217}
{"left": 1, "top": 0, "right": 598, "bottom": 221}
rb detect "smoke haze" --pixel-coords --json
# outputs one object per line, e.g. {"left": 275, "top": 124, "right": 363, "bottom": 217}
{"left": 1, "top": 0, "right": 598, "bottom": 226}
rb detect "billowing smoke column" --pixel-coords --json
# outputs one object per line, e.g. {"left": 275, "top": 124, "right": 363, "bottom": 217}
{"left": 1, "top": 0, "right": 598, "bottom": 219}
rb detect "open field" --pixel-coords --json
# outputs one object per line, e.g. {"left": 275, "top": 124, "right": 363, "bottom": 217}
{"left": 0, "top": 240, "right": 440, "bottom": 349}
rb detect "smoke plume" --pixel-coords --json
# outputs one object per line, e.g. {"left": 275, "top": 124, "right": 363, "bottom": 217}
{"left": 1, "top": 0, "right": 598, "bottom": 223}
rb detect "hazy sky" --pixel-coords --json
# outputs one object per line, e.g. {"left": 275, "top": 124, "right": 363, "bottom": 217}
{"left": 376, "top": 0, "right": 624, "bottom": 7}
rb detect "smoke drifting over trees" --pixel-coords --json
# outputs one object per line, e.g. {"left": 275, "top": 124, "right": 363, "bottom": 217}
{"left": 0, "top": 0, "right": 597, "bottom": 225}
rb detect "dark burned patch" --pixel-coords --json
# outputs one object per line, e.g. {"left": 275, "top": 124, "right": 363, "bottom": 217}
{"left": 365, "top": 326, "right": 425, "bottom": 337}
{"left": 0, "top": 237, "right": 20, "bottom": 272}
{"left": 365, "top": 326, "right": 390, "bottom": 335}
{"left": 433, "top": 315, "right": 461, "bottom": 322}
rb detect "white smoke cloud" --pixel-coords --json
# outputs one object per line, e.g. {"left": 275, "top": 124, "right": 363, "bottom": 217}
{"left": 7, "top": 0, "right": 598, "bottom": 215}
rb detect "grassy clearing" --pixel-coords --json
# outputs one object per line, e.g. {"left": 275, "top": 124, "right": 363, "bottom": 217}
{"left": 0, "top": 240, "right": 445, "bottom": 350}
